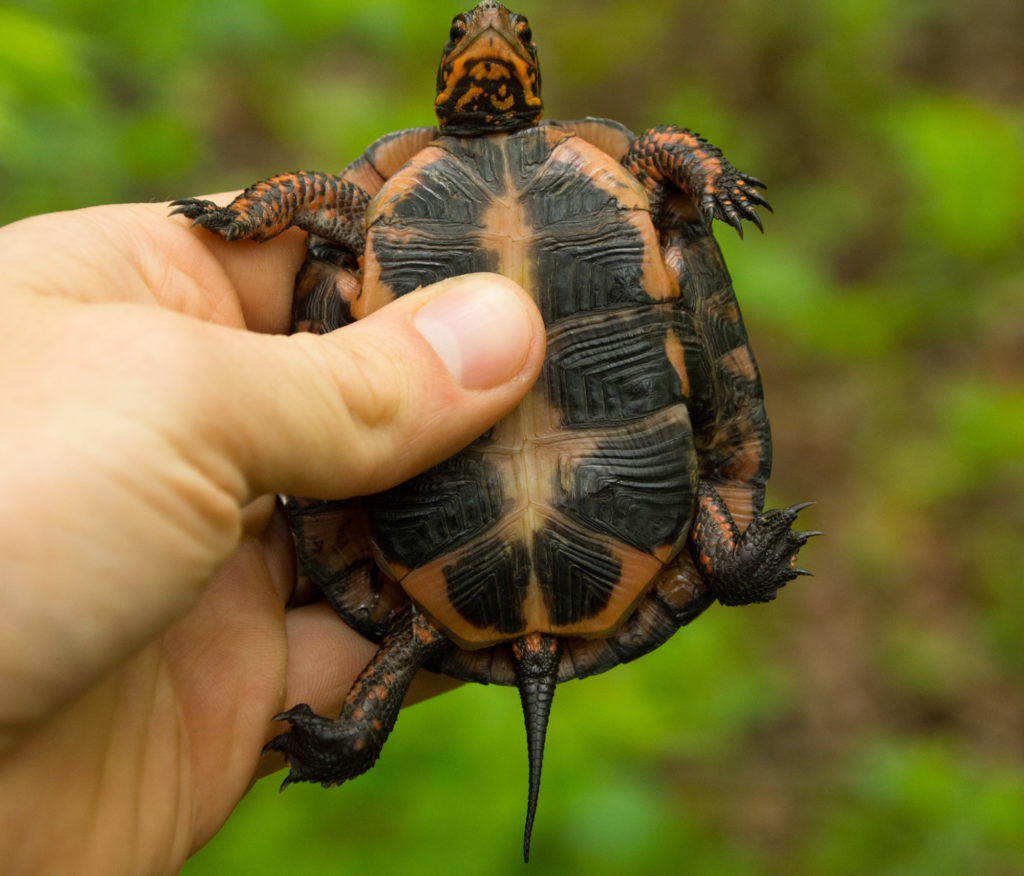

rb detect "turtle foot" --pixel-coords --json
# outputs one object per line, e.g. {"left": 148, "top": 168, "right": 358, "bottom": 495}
{"left": 170, "top": 198, "right": 258, "bottom": 241}
{"left": 263, "top": 704, "right": 379, "bottom": 789}
{"left": 691, "top": 483, "right": 819, "bottom": 607}
{"left": 623, "top": 125, "right": 771, "bottom": 237}
{"left": 263, "top": 604, "right": 451, "bottom": 790}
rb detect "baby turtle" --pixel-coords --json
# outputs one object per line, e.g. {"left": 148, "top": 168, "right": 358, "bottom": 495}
{"left": 172, "top": 1, "right": 816, "bottom": 861}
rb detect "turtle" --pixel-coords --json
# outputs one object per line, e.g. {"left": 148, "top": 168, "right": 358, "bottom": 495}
{"left": 171, "top": 1, "right": 817, "bottom": 861}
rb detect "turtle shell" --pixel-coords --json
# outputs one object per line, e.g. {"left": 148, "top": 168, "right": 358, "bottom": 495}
{"left": 288, "top": 123, "right": 716, "bottom": 682}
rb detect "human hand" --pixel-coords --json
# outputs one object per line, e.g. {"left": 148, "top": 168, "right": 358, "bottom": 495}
{"left": 0, "top": 202, "right": 544, "bottom": 875}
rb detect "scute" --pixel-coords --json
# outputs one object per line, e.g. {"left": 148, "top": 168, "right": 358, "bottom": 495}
{"left": 543, "top": 305, "right": 687, "bottom": 425}
{"left": 532, "top": 519, "right": 622, "bottom": 625}
{"left": 443, "top": 535, "right": 531, "bottom": 635}
{"left": 552, "top": 406, "right": 698, "bottom": 553}
{"left": 366, "top": 448, "right": 510, "bottom": 569}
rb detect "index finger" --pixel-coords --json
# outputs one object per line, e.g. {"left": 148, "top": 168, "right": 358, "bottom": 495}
{"left": 162, "top": 194, "right": 309, "bottom": 334}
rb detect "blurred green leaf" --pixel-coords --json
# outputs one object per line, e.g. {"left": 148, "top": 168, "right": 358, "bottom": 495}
{"left": 883, "top": 94, "right": 1024, "bottom": 259}
{"left": 0, "top": 7, "right": 91, "bottom": 107}
{"left": 804, "top": 740, "right": 1024, "bottom": 875}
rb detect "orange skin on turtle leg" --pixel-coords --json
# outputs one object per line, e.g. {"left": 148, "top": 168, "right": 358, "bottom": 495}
{"left": 265, "top": 604, "right": 450, "bottom": 788}
{"left": 623, "top": 125, "right": 771, "bottom": 236}
{"left": 171, "top": 173, "right": 372, "bottom": 254}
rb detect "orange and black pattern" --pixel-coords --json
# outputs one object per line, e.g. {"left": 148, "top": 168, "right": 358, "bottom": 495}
{"left": 171, "top": 171, "right": 371, "bottom": 254}
{"left": 434, "top": 1, "right": 542, "bottom": 133}
{"left": 170, "top": 3, "right": 816, "bottom": 859}
{"left": 624, "top": 125, "right": 771, "bottom": 236}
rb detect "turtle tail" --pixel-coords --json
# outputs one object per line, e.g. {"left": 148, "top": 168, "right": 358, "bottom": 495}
{"left": 512, "top": 633, "right": 563, "bottom": 863}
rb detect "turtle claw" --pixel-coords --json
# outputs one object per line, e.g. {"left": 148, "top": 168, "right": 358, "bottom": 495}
{"left": 169, "top": 197, "right": 215, "bottom": 217}
{"left": 724, "top": 205, "right": 746, "bottom": 239}
{"left": 707, "top": 174, "right": 771, "bottom": 238}
{"left": 624, "top": 126, "right": 771, "bottom": 237}
{"left": 169, "top": 197, "right": 225, "bottom": 228}
{"left": 691, "top": 484, "right": 818, "bottom": 607}
{"left": 786, "top": 500, "right": 817, "bottom": 514}
{"left": 263, "top": 606, "right": 449, "bottom": 792}
{"left": 169, "top": 197, "right": 254, "bottom": 240}
{"left": 263, "top": 703, "right": 378, "bottom": 789}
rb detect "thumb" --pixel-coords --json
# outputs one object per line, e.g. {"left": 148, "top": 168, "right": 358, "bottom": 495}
{"left": 207, "top": 272, "right": 545, "bottom": 502}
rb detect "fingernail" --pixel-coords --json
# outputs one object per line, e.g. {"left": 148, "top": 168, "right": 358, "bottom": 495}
{"left": 413, "top": 277, "right": 535, "bottom": 390}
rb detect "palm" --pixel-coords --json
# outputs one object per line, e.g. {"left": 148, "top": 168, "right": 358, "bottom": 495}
{"left": 0, "top": 204, "right": 369, "bottom": 873}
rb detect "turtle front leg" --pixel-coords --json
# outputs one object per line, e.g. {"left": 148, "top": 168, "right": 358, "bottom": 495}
{"left": 623, "top": 125, "right": 771, "bottom": 236}
{"left": 690, "top": 481, "right": 820, "bottom": 606}
{"left": 171, "top": 171, "right": 370, "bottom": 254}
{"left": 264, "top": 603, "right": 451, "bottom": 788}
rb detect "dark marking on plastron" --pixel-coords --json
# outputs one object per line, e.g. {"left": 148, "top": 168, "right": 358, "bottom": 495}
{"left": 388, "top": 149, "right": 498, "bottom": 226}
{"left": 443, "top": 539, "right": 530, "bottom": 633}
{"left": 501, "top": 129, "right": 564, "bottom": 192}
{"left": 370, "top": 149, "right": 500, "bottom": 298}
{"left": 553, "top": 411, "right": 697, "bottom": 553}
{"left": 532, "top": 520, "right": 622, "bottom": 625}
{"left": 524, "top": 167, "right": 650, "bottom": 323}
{"left": 671, "top": 302, "right": 715, "bottom": 430}
{"left": 543, "top": 305, "right": 684, "bottom": 427}
{"left": 434, "top": 134, "right": 511, "bottom": 198}
{"left": 371, "top": 234, "right": 497, "bottom": 298}
{"left": 367, "top": 452, "right": 508, "bottom": 568}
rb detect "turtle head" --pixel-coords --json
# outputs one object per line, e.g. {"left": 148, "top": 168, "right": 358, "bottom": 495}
{"left": 435, "top": 2, "right": 543, "bottom": 135}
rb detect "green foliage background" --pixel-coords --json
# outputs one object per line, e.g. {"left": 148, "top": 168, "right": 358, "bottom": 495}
{"left": 3, "top": 0, "right": 1023, "bottom": 872}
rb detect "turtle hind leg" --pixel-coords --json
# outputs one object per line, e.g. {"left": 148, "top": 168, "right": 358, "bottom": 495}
{"left": 511, "top": 633, "right": 563, "bottom": 863}
{"left": 690, "top": 481, "right": 820, "bottom": 606}
{"left": 263, "top": 603, "right": 450, "bottom": 788}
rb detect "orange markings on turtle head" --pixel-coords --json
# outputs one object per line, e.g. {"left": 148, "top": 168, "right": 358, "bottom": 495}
{"left": 436, "top": 3, "right": 542, "bottom": 133}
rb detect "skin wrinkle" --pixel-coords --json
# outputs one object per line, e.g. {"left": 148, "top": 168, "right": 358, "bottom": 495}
{"left": 165, "top": 195, "right": 306, "bottom": 331}
{"left": 7, "top": 428, "right": 235, "bottom": 727}
{"left": 275, "top": 331, "right": 403, "bottom": 497}
{"left": 334, "top": 328, "right": 445, "bottom": 492}
{"left": 328, "top": 333, "right": 407, "bottom": 435}
{"left": 112, "top": 315, "right": 253, "bottom": 519}
{"left": 99, "top": 208, "right": 195, "bottom": 314}
{"left": 166, "top": 652, "right": 197, "bottom": 868}
{"left": 11, "top": 410, "right": 207, "bottom": 625}
{"left": 136, "top": 223, "right": 229, "bottom": 322}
